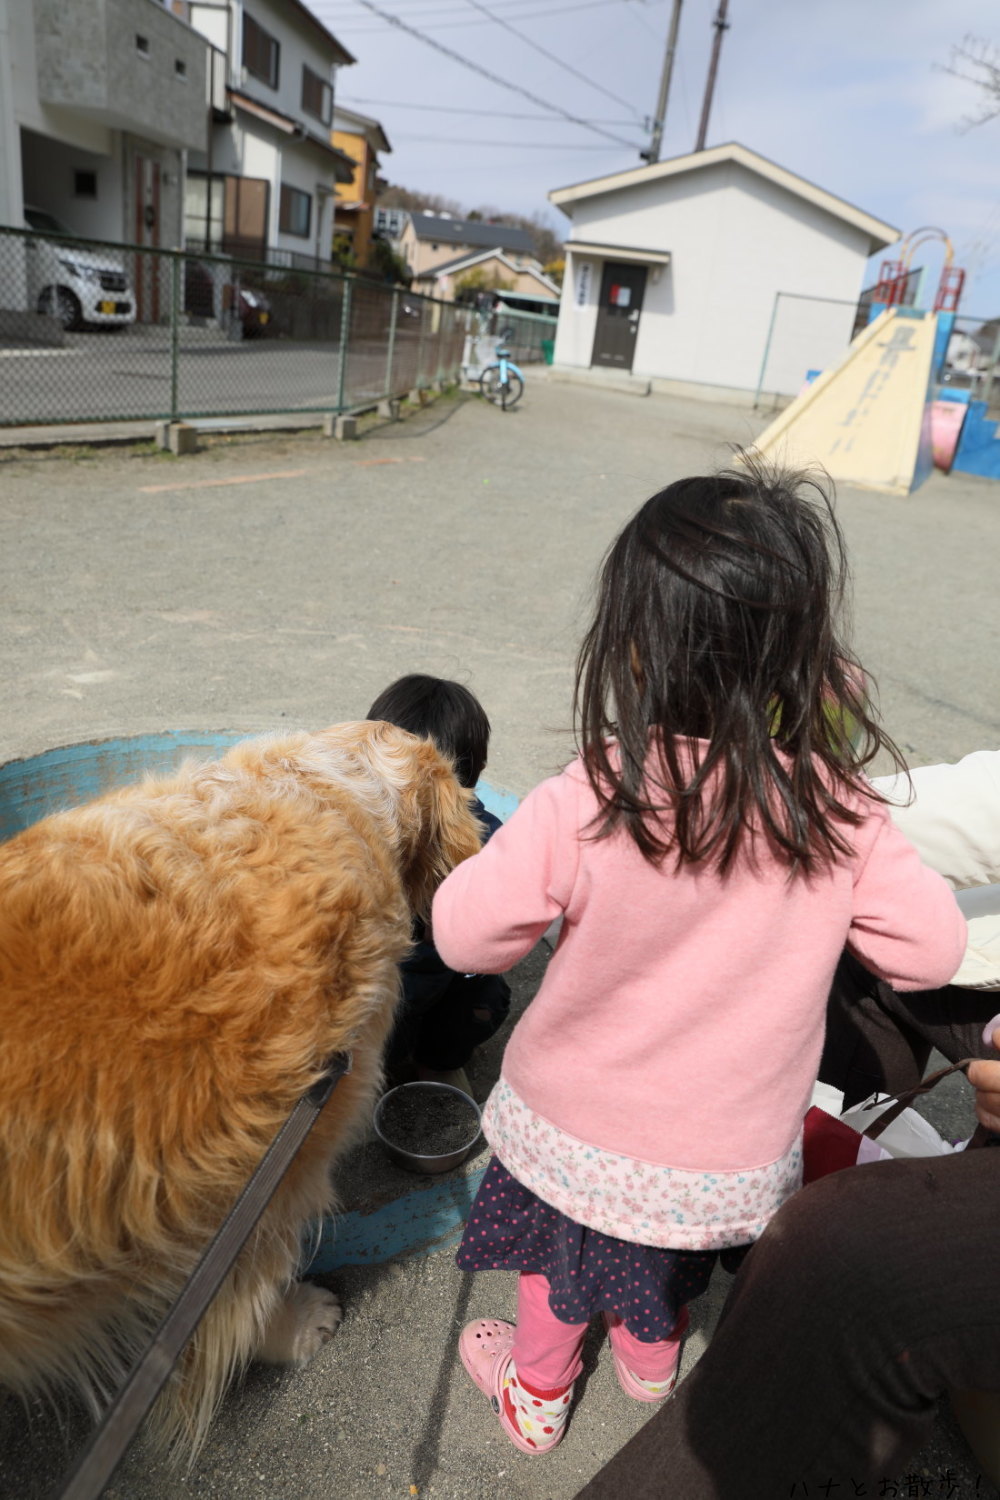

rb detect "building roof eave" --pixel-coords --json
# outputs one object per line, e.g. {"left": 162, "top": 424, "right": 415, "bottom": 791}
{"left": 229, "top": 91, "right": 356, "bottom": 181}
{"left": 282, "top": 0, "right": 356, "bottom": 66}
{"left": 333, "top": 104, "right": 392, "bottom": 154}
{"left": 566, "top": 240, "right": 671, "bottom": 266}
{"left": 549, "top": 142, "right": 899, "bottom": 253}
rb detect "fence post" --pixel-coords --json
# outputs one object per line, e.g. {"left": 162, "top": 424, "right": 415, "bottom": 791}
{"left": 983, "top": 324, "right": 1000, "bottom": 412}
{"left": 170, "top": 253, "right": 181, "bottom": 422}
{"left": 416, "top": 299, "right": 426, "bottom": 390}
{"left": 754, "top": 291, "right": 781, "bottom": 411}
{"left": 385, "top": 286, "right": 398, "bottom": 400}
{"left": 336, "top": 276, "right": 353, "bottom": 413}
{"left": 434, "top": 302, "right": 443, "bottom": 385}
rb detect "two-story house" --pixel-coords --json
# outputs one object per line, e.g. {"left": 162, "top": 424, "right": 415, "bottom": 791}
{"left": 398, "top": 212, "right": 536, "bottom": 282}
{"left": 185, "top": 0, "right": 356, "bottom": 266}
{"left": 1, "top": 0, "right": 209, "bottom": 250}
{"left": 412, "top": 249, "right": 560, "bottom": 307}
{"left": 331, "top": 103, "right": 390, "bottom": 270}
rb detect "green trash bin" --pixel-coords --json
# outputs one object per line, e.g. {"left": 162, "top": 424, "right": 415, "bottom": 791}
{"left": 541, "top": 338, "right": 555, "bottom": 366}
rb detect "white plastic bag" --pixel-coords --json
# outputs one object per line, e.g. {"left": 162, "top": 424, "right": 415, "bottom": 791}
{"left": 838, "top": 1094, "right": 958, "bottom": 1159}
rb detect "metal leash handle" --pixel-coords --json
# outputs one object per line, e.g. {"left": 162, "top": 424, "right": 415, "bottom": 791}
{"left": 54, "top": 1053, "right": 352, "bottom": 1500}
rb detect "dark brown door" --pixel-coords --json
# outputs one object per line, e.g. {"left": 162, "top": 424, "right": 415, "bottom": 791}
{"left": 223, "top": 176, "right": 269, "bottom": 261}
{"left": 591, "top": 261, "right": 647, "bottom": 371}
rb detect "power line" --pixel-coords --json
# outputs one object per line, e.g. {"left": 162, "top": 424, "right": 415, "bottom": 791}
{"left": 458, "top": 0, "right": 642, "bottom": 118}
{"left": 339, "top": 95, "right": 639, "bottom": 124}
{"left": 403, "top": 135, "right": 625, "bottom": 148}
{"left": 326, "top": 0, "right": 582, "bottom": 17}
{"left": 340, "top": 0, "right": 644, "bottom": 150}
{"left": 322, "top": 0, "right": 621, "bottom": 31}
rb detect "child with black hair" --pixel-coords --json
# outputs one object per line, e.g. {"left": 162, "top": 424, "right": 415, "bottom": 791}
{"left": 367, "top": 674, "right": 511, "bottom": 1097}
{"left": 430, "top": 460, "right": 967, "bottom": 1454}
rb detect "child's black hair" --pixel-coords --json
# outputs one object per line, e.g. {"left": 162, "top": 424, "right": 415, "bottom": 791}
{"left": 573, "top": 454, "right": 905, "bottom": 873}
{"left": 367, "top": 674, "right": 491, "bottom": 789}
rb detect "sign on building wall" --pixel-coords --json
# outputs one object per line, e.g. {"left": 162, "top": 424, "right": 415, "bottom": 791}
{"left": 575, "top": 261, "right": 593, "bottom": 309}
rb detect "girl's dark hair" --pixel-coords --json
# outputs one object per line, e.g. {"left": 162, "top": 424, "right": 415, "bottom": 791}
{"left": 367, "top": 674, "right": 491, "bottom": 789}
{"left": 574, "top": 456, "right": 905, "bottom": 873}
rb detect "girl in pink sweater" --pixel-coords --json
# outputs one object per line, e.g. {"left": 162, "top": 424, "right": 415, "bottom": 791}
{"left": 431, "top": 460, "right": 966, "bottom": 1456}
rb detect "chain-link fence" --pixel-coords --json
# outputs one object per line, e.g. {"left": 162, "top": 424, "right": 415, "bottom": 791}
{"left": 754, "top": 291, "right": 859, "bottom": 409}
{"left": 754, "top": 289, "right": 1000, "bottom": 416}
{"left": 459, "top": 304, "right": 559, "bottom": 384}
{"left": 940, "top": 311, "right": 1000, "bottom": 413}
{"left": 0, "top": 226, "right": 474, "bottom": 427}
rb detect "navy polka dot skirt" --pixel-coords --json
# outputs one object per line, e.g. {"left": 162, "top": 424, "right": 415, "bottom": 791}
{"left": 456, "top": 1156, "right": 750, "bottom": 1342}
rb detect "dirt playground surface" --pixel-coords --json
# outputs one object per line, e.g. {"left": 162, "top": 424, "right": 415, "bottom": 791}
{"left": 1, "top": 378, "right": 998, "bottom": 1498}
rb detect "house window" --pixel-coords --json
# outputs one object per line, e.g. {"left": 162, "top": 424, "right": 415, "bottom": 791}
{"left": 184, "top": 172, "right": 225, "bottom": 251}
{"left": 301, "top": 66, "right": 332, "bottom": 125}
{"left": 175, "top": 58, "right": 188, "bottom": 79}
{"left": 243, "top": 13, "right": 279, "bottom": 89}
{"left": 74, "top": 170, "right": 97, "bottom": 199}
{"left": 279, "top": 184, "right": 312, "bottom": 239}
{"left": 136, "top": 34, "right": 150, "bottom": 56}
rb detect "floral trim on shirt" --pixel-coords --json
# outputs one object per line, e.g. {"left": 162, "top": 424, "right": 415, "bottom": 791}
{"left": 483, "top": 1076, "right": 803, "bottom": 1251}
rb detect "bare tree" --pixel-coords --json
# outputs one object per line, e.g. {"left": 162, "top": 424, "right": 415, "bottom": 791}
{"left": 940, "top": 35, "right": 1000, "bottom": 130}
{"left": 378, "top": 184, "right": 465, "bottom": 216}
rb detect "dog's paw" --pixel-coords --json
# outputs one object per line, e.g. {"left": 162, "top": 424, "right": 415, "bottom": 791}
{"left": 257, "top": 1280, "right": 343, "bottom": 1366}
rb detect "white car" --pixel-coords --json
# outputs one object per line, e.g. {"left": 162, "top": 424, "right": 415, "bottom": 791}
{"left": 23, "top": 206, "right": 136, "bottom": 330}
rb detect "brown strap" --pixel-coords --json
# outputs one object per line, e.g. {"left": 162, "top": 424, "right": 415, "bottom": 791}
{"left": 857, "top": 1057, "right": 991, "bottom": 1150}
{"left": 53, "top": 1052, "right": 352, "bottom": 1500}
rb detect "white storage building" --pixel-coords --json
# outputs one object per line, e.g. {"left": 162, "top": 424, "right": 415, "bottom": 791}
{"left": 548, "top": 143, "right": 899, "bottom": 402}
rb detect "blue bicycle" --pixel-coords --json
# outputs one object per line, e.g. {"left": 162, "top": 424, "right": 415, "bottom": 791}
{"left": 479, "top": 327, "right": 524, "bottom": 411}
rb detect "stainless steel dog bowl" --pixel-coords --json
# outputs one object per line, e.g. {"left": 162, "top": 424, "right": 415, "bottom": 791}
{"left": 373, "top": 1081, "right": 483, "bottom": 1175}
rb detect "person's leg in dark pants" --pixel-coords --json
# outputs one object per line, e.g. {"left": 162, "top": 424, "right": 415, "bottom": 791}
{"left": 575, "top": 1148, "right": 1000, "bottom": 1499}
{"left": 820, "top": 952, "right": 998, "bottom": 1107}
{"left": 411, "top": 972, "right": 511, "bottom": 1073}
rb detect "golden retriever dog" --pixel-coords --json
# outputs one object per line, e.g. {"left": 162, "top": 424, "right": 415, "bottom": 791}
{"left": 0, "top": 722, "right": 482, "bottom": 1458}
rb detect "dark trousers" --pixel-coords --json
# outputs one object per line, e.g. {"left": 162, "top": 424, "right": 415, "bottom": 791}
{"left": 819, "top": 951, "right": 999, "bottom": 1108}
{"left": 576, "top": 962, "right": 1000, "bottom": 1498}
{"left": 387, "top": 967, "right": 511, "bottom": 1072}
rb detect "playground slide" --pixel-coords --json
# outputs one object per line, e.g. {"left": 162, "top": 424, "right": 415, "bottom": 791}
{"left": 753, "top": 308, "right": 938, "bottom": 496}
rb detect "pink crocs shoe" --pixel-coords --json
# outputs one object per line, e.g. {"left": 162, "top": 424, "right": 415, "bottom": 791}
{"left": 459, "top": 1319, "right": 571, "bottom": 1454}
{"left": 602, "top": 1306, "right": 689, "bottom": 1402}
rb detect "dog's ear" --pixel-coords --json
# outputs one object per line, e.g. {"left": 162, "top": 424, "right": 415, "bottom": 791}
{"left": 399, "top": 738, "right": 483, "bottom": 920}
{"left": 295, "top": 722, "right": 483, "bottom": 918}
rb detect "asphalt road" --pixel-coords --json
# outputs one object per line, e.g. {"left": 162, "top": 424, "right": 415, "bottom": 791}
{"left": 0, "top": 378, "right": 998, "bottom": 1499}
{"left": 0, "top": 326, "right": 428, "bottom": 426}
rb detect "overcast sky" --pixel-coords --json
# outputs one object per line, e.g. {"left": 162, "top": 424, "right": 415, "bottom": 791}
{"left": 310, "top": 0, "right": 1000, "bottom": 319}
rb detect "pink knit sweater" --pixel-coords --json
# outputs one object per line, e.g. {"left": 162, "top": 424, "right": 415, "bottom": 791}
{"left": 432, "top": 750, "right": 967, "bottom": 1247}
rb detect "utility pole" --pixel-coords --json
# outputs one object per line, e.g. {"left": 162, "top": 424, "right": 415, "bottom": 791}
{"left": 641, "top": 0, "right": 683, "bottom": 164}
{"left": 695, "top": 0, "right": 730, "bottom": 152}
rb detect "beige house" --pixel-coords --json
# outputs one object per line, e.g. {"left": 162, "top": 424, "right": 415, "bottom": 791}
{"left": 399, "top": 211, "right": 535, "bottom": 279}
{"left": 413, "top": 247, "right": 559, "bottom": 304}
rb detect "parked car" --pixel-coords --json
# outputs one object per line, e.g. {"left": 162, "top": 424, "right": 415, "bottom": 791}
{"left": 23, "top": 207, "right": 136, "bottom": 331}
{"left": 183, "top": 259, "right": 271, "bottom": 336}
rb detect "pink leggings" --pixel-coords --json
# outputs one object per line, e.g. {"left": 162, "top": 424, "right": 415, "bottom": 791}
{"left": 512, "top": 1272, "right": 685, "bottom": 1392}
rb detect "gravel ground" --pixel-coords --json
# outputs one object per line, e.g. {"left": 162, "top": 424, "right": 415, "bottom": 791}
{"left": 0, "top": 377, "right": 998, "bottom": 1499}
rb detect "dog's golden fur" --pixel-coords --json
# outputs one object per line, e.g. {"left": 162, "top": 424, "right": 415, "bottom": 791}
{"left": 0, "top": 722, "right": 482, "bottom": 1456}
